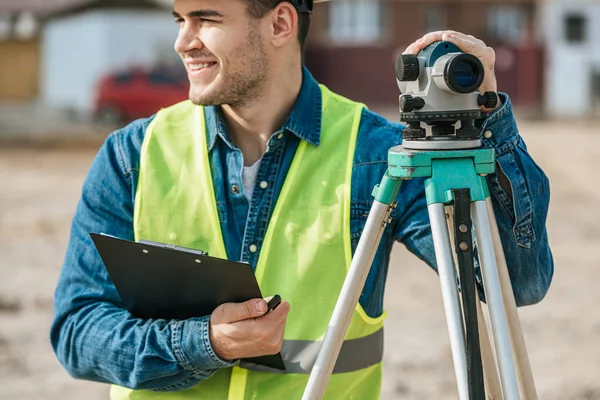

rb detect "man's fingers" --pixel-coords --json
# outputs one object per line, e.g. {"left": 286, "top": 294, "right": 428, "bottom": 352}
{"left": 442, "top": 33, "right": 495, "bottom": 70}
{"left": 403, "top": 31, "right": 444, "bottom": 55}
{"left": 403, "top": 31, "right": 486, "bottom": 56}
{"left": 259, "top": 300, "right": 290, "bottom": 324}
{"left": 215, "top": 298, "right": 268, "bottom": 323}
{"left": 467, "top": 34, "right": 486, "bottom": 47}
{"left": 209, "top": 300, "right": 290, "bottom": 360}
{"left": 442, "top": 32, "right": 476, "bottom": 53}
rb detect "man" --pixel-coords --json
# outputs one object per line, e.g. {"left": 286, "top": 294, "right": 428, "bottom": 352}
{"left": 51, "top": 0, "right": 553, "bottom": 399}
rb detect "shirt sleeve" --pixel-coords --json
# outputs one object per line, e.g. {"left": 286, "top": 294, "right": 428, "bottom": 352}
{"left": 393, "top": 94, "right": 554, "bottom": 306}
{"left": 50, "top": 122, "right": 236, "bottom": 392}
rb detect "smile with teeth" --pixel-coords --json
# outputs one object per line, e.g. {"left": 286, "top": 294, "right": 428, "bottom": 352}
{"left": 189, "top": 62, "right": 216, "bottom": 71}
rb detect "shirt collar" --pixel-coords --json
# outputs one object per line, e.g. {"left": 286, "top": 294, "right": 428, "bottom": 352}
{"left": 204, "top": 66, "right": 322, "bottom": 152}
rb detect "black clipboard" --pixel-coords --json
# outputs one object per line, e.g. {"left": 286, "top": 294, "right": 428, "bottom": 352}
{"left": 90, "top": 233, "right": 285, "bottom": 371}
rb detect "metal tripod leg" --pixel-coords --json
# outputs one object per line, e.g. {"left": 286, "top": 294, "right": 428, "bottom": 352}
{"left": 472, "top": 200, "right": 520, "bottom": 399}
{"left": 428, "top": 203, "right": 470, "bottom": 399}
{"left": 486, "top": 198, "right": 538, "bottom": 400}
{"left": 448, "top": 206, "right": 503, "bottom": 400}
{"left": 301, "top": 172, "right": 401, "bottom": 400}
{"left": 476, "top": 295, "right": 503, "bottom": 399}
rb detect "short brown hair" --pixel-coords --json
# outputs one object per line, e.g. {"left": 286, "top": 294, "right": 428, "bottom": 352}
{"left": 244, "top": 0, "right": 311, "bottom": 50}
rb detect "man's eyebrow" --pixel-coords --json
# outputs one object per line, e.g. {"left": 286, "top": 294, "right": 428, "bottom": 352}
{"left": 172, "top": 9, "right": 224, "bottom": 19}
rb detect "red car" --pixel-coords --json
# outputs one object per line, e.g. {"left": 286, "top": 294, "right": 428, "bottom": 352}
{"left": 94, "top": 66, "right": 189, "bottom": 124}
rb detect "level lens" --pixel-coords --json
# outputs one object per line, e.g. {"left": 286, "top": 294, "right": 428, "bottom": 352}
{"left": 452, "top": 60, "right": 479, "bottom": 88}
{"left": 443, "top": 54, "right": 484, "bottom": 93}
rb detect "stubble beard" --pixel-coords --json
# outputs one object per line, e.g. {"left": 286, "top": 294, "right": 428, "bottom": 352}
{"left": 189, "top": 23, "right": 269, "bottom": 108}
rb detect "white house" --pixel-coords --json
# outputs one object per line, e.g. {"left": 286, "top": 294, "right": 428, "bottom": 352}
{"left": 540, "top": 0, "right": 600, "bottom": 118}
{"left": 41, "top": 0, "right": 179, "bottom": 118}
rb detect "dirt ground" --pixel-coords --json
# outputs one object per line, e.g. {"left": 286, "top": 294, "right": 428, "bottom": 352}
{"left": 1, "top": 117, "right": 599, "bottom": 399}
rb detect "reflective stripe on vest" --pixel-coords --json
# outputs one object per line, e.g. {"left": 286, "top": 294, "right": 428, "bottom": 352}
{"left": 240, "top": 327, "right": 383, "bottom": 374}
{"left": 117, "top": 84, "right": 386, "bottom": 400}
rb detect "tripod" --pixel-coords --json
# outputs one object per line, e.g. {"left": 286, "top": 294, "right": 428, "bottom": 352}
{"left": 300, "top": 135, "right": 538, "bottom": 399}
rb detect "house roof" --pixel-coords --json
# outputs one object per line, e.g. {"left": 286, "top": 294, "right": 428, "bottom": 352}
{"left": 0, "top": 0, "right": 167, "bottom": 16}
{"left": 0, "top": 0, "right": 91, "bottom": 14}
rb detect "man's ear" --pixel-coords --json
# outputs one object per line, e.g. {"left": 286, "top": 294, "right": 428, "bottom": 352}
{"left": 268, "top": 2, "right": 298, "bottom": 48}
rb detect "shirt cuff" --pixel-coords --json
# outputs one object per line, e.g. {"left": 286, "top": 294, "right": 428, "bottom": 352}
{"left": 171, "top": 316, "right": 238, "bottom": 373}
{"left": 478, "top": 93, "right": 520, "bottom": 156}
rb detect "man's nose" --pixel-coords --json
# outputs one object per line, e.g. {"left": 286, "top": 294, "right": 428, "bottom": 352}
{"left": 174, "top": 25, "right": 203, "bottom": 54}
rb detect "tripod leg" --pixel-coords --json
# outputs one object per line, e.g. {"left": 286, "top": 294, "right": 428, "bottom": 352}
{"left": 428, "top": 203, "right": 469, "bottom": 400}
{"left": 302, "top": 199, "right": 394, "bottom": 400}
{"left": 449, "top": 205, "right": 502, "bottom": 400}
{"left": 486, "top": 198, "right": 539, "bottom": 400}
{"left": 452, "top": 189, "right": 485, "bottom": 399}
{"left": 476, "top": 294, "right": 503, "bottom": 399}
{"left": 472, "top": 200, "right": 520, "bottom": 399}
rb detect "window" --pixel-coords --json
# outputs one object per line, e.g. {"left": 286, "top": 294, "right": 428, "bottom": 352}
{"left": 487, "top": 6, "right": 526, "bottom": 45}
{"left": 329, "top": 0, "right": 383, "bottom": 45}
{"left": 423, "top": 5, "right": 446, "bottom": 34}
{"left": 14, "top": 12, "right": 38, "bottom": 39}
{"left": 0, "top": 13, "right": 12, "bottom": 40}
{"left": 564, "top": 14, "right": 586, "bottom": 44}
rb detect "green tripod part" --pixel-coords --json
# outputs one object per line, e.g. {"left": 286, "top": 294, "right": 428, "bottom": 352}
{"left": 375, "top": 146, "right": 495, "bottom": 205}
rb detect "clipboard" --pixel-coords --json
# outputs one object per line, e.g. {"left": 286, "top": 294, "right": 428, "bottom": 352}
{"left": 90, "top": 233, "right": 285, "bottom": 371}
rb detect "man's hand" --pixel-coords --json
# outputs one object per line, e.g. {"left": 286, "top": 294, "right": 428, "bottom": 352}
{"left": 403, "top": 31, "right": 500, "bottom": 112}
{"left": 209, "top": 298, "right": 291, "bottom": 361}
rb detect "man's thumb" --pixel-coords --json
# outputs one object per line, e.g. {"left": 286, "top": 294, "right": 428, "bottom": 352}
{"left": 219, "top": 299, "right": 267, "bottom": 323}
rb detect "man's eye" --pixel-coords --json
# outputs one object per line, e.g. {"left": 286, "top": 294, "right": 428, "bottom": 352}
{"left": 174, "top": 18, "right": 184, "bottom": 24}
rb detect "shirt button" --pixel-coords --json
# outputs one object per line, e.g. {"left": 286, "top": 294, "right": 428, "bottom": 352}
{"left": 260, "top": 181, "right": 268, "bottom": 189}
{"left": 231, "top": 185, "right": 240, "bottom": 194}
{"left": 249, "top": 244, "right": 258, "bottom": 253}
{"left": 484, "top": 130, "right": 493, "bottom": 139}
{"left": 277, "top": 133, "right": 284, "bottom": 139}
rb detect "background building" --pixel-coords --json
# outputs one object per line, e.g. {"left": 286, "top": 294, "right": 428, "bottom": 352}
{"left": 0, "top": 0, "right": 598, "bottom": 121}
{"left": 0, "top": 1, "right": 44, "bottom": 101}
{"left": 0, "top": 0, "right": 179, "bottom": 118}
{"left": 539, "top": 0, "right": 600, "bottom": 118}
{"left": 43, "top": 0, "right": 179, "bottom": 118}
{"left": 306, "top": 0, "right": 545, "bottom": 110}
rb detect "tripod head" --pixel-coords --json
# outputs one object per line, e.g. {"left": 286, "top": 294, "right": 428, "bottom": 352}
{"left": 395, "top": 41, "right": 498, "bottom": 150}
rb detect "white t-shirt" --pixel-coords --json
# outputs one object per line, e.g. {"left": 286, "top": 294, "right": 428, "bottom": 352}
{"left": 242, "top": 159, "right": 261, "bottom": 203}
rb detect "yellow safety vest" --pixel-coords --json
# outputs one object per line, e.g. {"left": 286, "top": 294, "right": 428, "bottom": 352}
{"left": 112, "top": 85, "right": 386, "bottom": 399}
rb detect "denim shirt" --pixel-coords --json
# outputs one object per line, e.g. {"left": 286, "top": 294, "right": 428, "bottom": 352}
{"left": 51, "top": 67, "right": 553, "bottom": 391}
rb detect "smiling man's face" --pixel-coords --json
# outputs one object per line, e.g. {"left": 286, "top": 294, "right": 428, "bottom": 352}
{"left": 173, "top": 0, "right": 269, "bottom": 107}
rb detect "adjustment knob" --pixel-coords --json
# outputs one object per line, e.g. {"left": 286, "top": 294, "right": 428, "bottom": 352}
{"left": 400, "top": 95, "right": 425, "bottom": 112}
{"left": 395, "top": 54, "right": 420, "bottom": 82}
{"left": 477, "top": 91, "right": 499, "bottom": 109}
